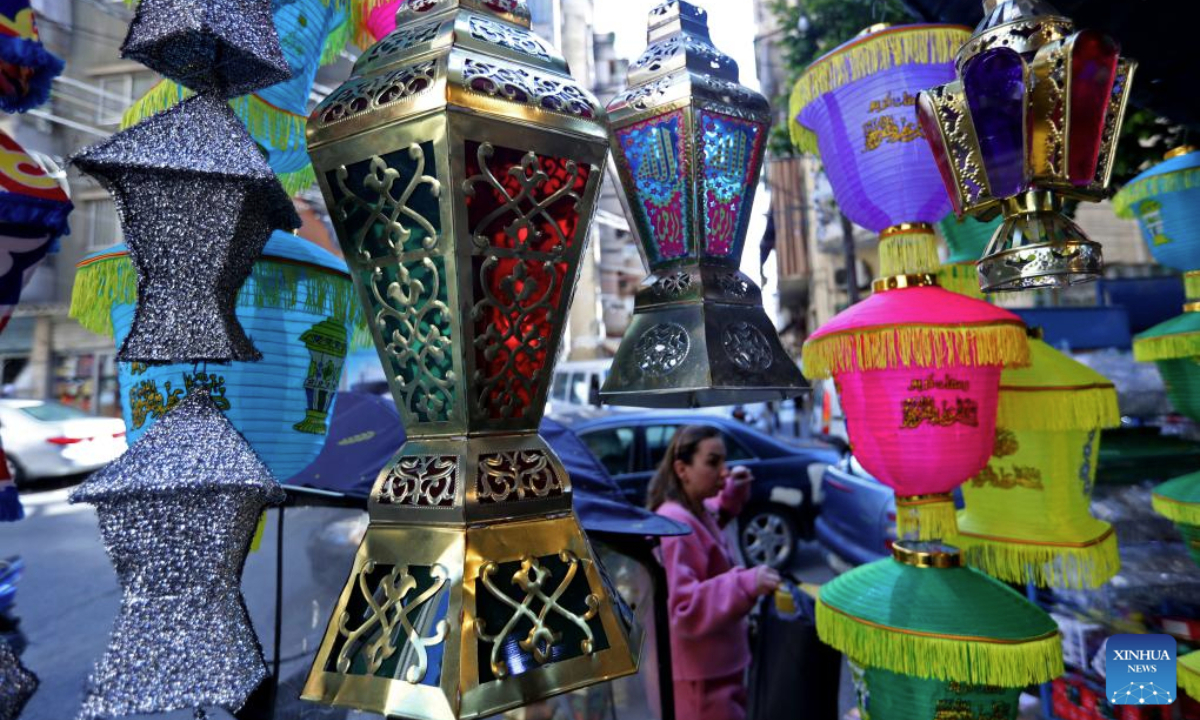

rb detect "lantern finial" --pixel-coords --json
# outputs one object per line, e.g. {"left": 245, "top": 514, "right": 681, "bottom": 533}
{"left": 601, "top": 0, "right": 806, "bottom": 408}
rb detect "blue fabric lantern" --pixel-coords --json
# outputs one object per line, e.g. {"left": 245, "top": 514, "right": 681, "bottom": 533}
{"left": 70, "top": 232, "right": 367, "bottom": 479}
{"left": 1113, "top": 148, "right": 1200, "bottom": 273}
{"left": 121, "top": 0, "right": 352, "bottom": 195}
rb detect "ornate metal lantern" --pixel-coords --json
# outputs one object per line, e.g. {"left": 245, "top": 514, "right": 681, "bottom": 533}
{"left": 599, "top": 0, "right": 806, "bottom": 408}
{"left": 917, "top": 0, "right": 1136, "bottom": 292}
{"left": 300, "top": 2, "right": 640, "bottom": 718}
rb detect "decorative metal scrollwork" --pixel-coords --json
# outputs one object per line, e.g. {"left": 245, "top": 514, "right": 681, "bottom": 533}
{"left": 715, "top": 271, "right": 750, "bottom": 298}
{"left": 332, "top": 145, "right": 441, "bottom": 261}
{"left": 634, "top": 323, "right": 690, "bottom": 378}
{"left": 630, "top": 34, "right": 731, "bottom": 76}
{"left": 461, "top": 58, "right": 599, "bottom": 120}
{"left": 380, "top": 456, "right": 457, "bottom": 507}
{"left": 722, "top": 322, "right": 772, "bottom": 372}
{"left": 357, "top": 21, "right": 443, "bottom": 72}
{"left": 1079, "top": 429, "right": 1097, "bottom": 496}
{"left": 926, "top": 85, "right": 987, "bottom": 205}
{"left": 476, "top": 552, "right": 599, "bottom": 678}
{"left": 370, "top": 260, "right": 456, "bottom": 423}
{"left": 467, "top": 16, "right": 552, "bottom": 60}
{"left": 477, "top": 450, "right": 564, "bottom": 503}
{"left": 318, "top": 60, "right": 439, "bottom": 126}
{"left": 463, "top": 143, "right": 581, "bottom": 254}
{"left": 652, "top": 270, "right": 692, "bottom": 298}
{"left": 335, "top": 562, "right": 450, "bottom": 683}
{"left": 613, "top": 74, "right": 674, "bottom": 111}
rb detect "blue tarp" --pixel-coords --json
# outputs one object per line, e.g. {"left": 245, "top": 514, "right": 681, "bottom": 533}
{"left": 286, "top": 391, "right": 688, "bottom": 537}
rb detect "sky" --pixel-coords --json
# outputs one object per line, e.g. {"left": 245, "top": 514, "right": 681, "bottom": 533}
{"left": 593, "top": 0, "right": 778, "bottom": 318}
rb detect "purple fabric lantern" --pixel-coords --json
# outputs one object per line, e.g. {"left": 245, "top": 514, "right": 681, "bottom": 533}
{"left": 789, "top": 24, "right": 972, "bottom": 277}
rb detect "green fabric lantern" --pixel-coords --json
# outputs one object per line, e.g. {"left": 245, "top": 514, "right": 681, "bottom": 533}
{"left": 850, "top": 661, "right": 1021, "bottom": 720}
{"left": 816, "top": 541, "right": 1063, "bottom": 688}
{"left": 1182, "top": 650, "right": 1200, "bottom": 701}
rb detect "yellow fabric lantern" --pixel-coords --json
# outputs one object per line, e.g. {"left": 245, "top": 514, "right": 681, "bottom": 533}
{"left": 955, "top": 335, "right": 1121, "bottom": 588}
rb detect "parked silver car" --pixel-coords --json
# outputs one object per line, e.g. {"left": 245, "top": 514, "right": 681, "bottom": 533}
{"left": 0, "top": 400, "right": 126, "bottom": 484}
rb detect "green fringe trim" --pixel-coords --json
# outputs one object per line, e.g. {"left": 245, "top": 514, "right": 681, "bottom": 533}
{"left": 321, "top": 14, "right": 353, "bottom": 66}
{"left": 955, "top": 530, "right": 1120, "bottom": 590}
{"left": 938, "top": 262, "right": 985, "bottom": 299}
{"left": 789, "top": 25, "right": 971, "bottom": 154}
{"left": 69, "top": 253, "right": 371, "bottom": 348}
{"left": 896, "top": 495, "right": 958, "bottom": 541}
{"left": 277, "top": 165, "right": 317, "bottom": 196}
{"left": 880, "top": 230, "right": 941, "bottom": 277}
{"left": 802, "top": 322, "right": 1030, "bottom": 379}
{"left": 816, "top": 599, "right": 1065, "bottom": 686}
{"left": 1112, "top": 166, "right": 1200, "bottom": 218}
{"left": 352, "top": 0, "right": 393, "bottom": 48}
{"left": 1186, "top": 272, "right": 1200, "bottom": 302}
{"left": 121, "top": 79, "right": 192, "bottom": 129}
{"left": 996, "top": 385, "right": 1120, "bottom": 431}
{"left": 1132, "top": 332, "right": 1200, "bottom": 363}
{"left": 1181, "top": 651, "right": 1200, "bottom": 701}
{"left": 1152, "top": 492, "right": 1200, "bottom": 526}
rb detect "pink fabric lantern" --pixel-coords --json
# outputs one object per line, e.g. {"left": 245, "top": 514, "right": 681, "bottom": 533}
{"left": 355, "top": 0, "right": 403, "bottom": 46}
{"left": 803, "top": 283, "right": 1028, "bottom": 539}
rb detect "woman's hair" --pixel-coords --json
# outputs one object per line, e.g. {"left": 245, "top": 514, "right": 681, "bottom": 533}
{"left": 646, "top": 424, "right": 722, "bottom": 512}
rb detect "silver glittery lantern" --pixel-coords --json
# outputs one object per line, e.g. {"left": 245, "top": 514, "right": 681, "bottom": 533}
{"left": 121, "top": 0, "right": 291, "bottom": 98}
{"left": 69, "top": 390, "right": 284, "bottom": 720}
{"left": 0, "top": 642, "right": 38, "bottom": 720}
{"left": 600, "top": 0, "right": 807, "bottom": 408}
{"left": 71, "top": 94, "right": 301, "bottom": 364}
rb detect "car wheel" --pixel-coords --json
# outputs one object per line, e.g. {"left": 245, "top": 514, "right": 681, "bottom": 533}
{"left": 4, "top": 455, "right": 23, "bottom": 487}
{"left": 739, "top": 506, "right": 796, "bottom": 570}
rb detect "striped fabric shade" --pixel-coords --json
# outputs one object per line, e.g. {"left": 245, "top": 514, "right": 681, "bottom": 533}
{"left": 70, "top": 232, "right": 367, "bottom": 479}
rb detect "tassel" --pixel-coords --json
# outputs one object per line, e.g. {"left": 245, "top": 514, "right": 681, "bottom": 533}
{"left": 321, "top": 15, "right": 353, "bottom": 66}
{"left": 938, "top": 262, "right": 985, "bottom": 299}
{"left": 1133, "top": 332, "right": 1200, "bottom": 363}
{"left": 1180, "top": 651, "right": 1200, "bottom": 701}
{"left": 802, "top": 321, "right": 1030, "bottom": 379}
{"left": 954, "top": 529, "right": 1120, "bottom": 589}
{"left": 789, "top": 26, "right": 970, "bottom": 154}
{"left": 996, "top": 385, "right": 1120, "bottom": 431}
{"left": 1152, "top": 493, "right": 1200, "bottom": 526}
{"left": 249, "top": 511, "right": 268, "bottom": 552}
{"left": 895, "top": 494, "right": 957, "bottom": 541}
{"left": 1112, "top": 166, "right": 1200, "bottom": 218}
{"left": 879, "top": 228, "right": 940, "bottom": 277}
{"left": 0, "top": 485, "right": 24, "bottom": 522}
{"left": 351, "top": 0, "right": 394, "bottom": 48}
{"left": 816, "top": 599, "right": 1064, "bottom": 687}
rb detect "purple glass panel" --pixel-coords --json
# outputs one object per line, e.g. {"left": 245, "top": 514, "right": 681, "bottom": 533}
{"left": 615, "top": 109, "right": 689, "bottom": 265}
{"left": 963, "top": 48, "right": 1027, "bottom": 198}
{"left": 797, "top": 61, "right": 957, "bottom": 232}
{"left": 1068, "top": 30, "right": 1119, "bottom": 186}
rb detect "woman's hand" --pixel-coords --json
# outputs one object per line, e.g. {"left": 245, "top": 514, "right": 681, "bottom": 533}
{"left": 728, "top": 465, "right": 754, "bottom": 487}
{"left": 753, "top": 565, "right": 781, "bottom": 596}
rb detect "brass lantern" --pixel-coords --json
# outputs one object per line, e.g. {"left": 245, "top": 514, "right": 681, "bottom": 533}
{"left": 599, "top": 0, "right": 807, "bottom": 408}
{"left": 299, "top": 2, "right": 640, "bottom": 718}
{"left": 917, "top": 0, "right": 1136, "bottom": 292}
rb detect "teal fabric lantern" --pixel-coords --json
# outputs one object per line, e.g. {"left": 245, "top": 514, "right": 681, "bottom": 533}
{"left": 71, "top": 232, "right": 366, "bottom": 478}
{"left": 1114, "top": 148, "right": 1200, "bottom": 272}
{"left": 937, "top": 214, "right": 1003, "bottom": 298}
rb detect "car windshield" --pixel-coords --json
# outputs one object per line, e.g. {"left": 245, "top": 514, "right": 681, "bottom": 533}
{"left": 19, "top": 403, "right": 92, "bottom": 422}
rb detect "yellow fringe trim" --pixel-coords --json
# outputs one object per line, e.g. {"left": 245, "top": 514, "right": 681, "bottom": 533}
{"left": 938, "top": 262, "right": 985, "bottom": 299}
{"left": 352, "top": 0, "right": 394, "bottom": 48}
{"left": 802, "top": 322, "right": 1030, "bottom": 379}
{"left": 896, "top": 495, "right": 958, "bottom": 541}
{"left": 955, "top": 529, "right": 1120, "bottom": 589}
{"left": 69, "top": 251, "right": 135, "bottom": 336}
{"left": 321, "top": 14, "right": 353, "bottom": 66}
{"left": 817, "top": 600, "right": 1065, "bottom": 686}
{"left": 1186, "top": 272, "right": 1200, "bottom": 301}
{"left": 1132, "top": 332, "right": 1200, "bottom": 363}
{"left": 789, "top": 25, "right": 971, "bottom": 154}
{"left": 1112, "top": 166, "right": 1200, "bottom": 218}
{"left": 1180, "top": 652, "right": 1200, "bottom": 701}
{"left": 880, "top": 230, "right": 941, "bottom": 277}
{"left": 1152, "top": 493, "right": 1200, "bottom": 526}
{"left": 996, "top": 385, "right": 1120, "bottom": 431}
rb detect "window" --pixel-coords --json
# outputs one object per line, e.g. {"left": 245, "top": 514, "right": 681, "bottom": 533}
{"left": 94, "top": 71, "right": 158, "bottom": 127}
{"left": 568, "top": 372, "right": 589, "bottom": 405}
{"left": 21, "top": 402, "right": 91, "bottom": 422}
{"left": 550, "top": 371, "right": 569, "bottom": 402}
{"left": 81, "top": 199, "right": 122, "bottom": 249}
{"left": 644, "top": 424, "right": 754, "bottom": 473}
{"left": 580, "top": 427, "right": 635, "bottom": 477}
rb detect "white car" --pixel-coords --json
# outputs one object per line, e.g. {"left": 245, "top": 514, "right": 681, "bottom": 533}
{"left": 0, "top": 400, "right": 127, "bottom": 484}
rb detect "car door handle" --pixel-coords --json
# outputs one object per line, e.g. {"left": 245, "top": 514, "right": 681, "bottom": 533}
{"left": 826, "top": 478, "right": 854, "bottom": 493}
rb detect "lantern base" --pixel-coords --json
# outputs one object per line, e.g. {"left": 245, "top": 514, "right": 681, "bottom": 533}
{"left": 601, "top": 267, "right": 807, "bottom": 408}
{"left": 977, "top": 192, "right": 1102, "bottom": 292}
{"left": 302, "top": 514, "right": 643, "bottom": 720}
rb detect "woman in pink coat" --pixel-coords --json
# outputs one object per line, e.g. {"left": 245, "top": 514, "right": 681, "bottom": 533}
{"left": 648, "top": 425, "right": 782, "bottom": 720}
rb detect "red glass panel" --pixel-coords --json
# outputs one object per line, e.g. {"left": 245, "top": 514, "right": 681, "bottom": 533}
{"left": 1067, "top": 30, "right": 1119, "bottom": 186}
{"left": 917, "top": 92, "right": 962, "bottom": 216}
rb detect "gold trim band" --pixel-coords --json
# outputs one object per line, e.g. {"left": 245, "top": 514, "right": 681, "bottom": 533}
{"left": 819, "top": 599, "right": 1062, "bottom": 645}
{"left": 1184, "top": 301, "right": 1200, "bottom": 314}
{"left": 956, "top": 526, "right": 1115, "bottom": 549}
{"left": 1165, "top": 146, "right": 1197, "bottom": 160}
{"left": 1151, "top": 493, "right": 1200, "bottom": 509}
{"left": 895, "top": 492, "right": 954, "bottom": 507}
{"left": 881, "top": 222, "right": 936, "bottom": 238}
{"left": 872, "top": 273, "right": 940, "bottom": 293}
{"left": 892, "top": 542, "right": 962, "bottom": 568}
{"left": 998, "top": 382, "right": 1116, "bottom": 393}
